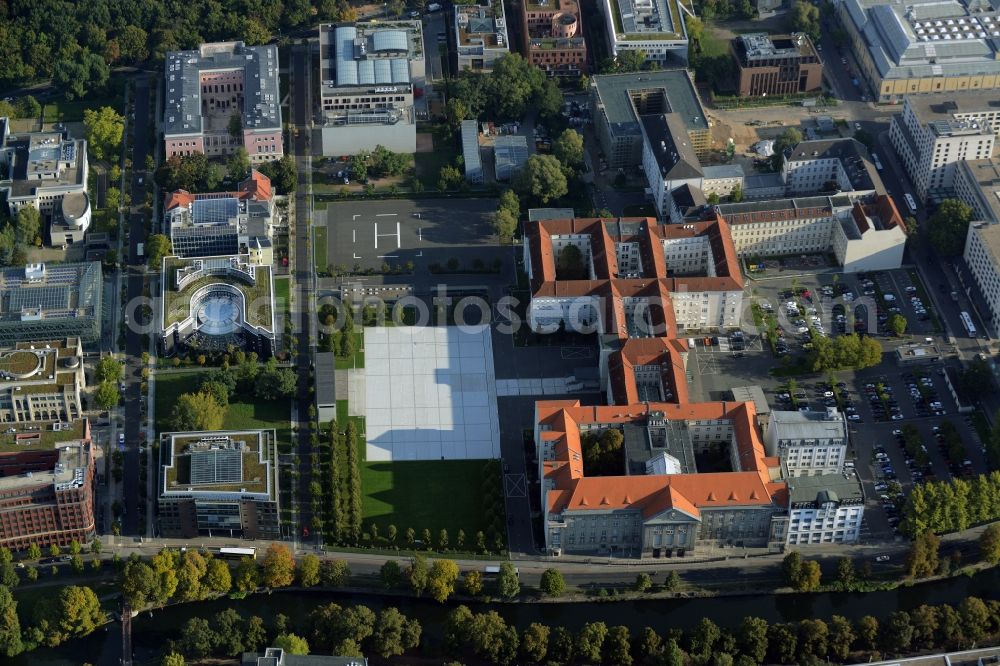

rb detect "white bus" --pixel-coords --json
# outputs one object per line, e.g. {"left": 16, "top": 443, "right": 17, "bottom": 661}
{"left": 217, "top": 547, "right": 257, "bottom": 561}
{"left": 960, "top": 311, "right": 977, "bottom": 338}
{"left": 904, "top": 193, "right": 918, "bottom": 214}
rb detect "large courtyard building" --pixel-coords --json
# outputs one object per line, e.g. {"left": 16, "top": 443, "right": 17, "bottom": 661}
{"left": 160, "top": 255, "right": 276, "bottom": 357}
{"left": 0, "top": 118, "right": 90, "bottom": 246}
{"left": 963, "top": 222, "right": 1000, "bottom": 333}
{"left": 765, "top": 408, "right": 849, "bottom": 478}
{"left": 318, "top": 21, "right": 426, "bottom": 155}
{"left": 837, "top": 0, "right": 1000, "bottom": 103}
{"left": 0, "top": 339, "right": 85, "bottom": 424}
{"left": 0, "top": 263, "right": 103, "bottom": 344}
{"left": 786, "top": 473, "right": 864, "bottom": 545}
{"left": 158, "top": 429, "right": 279, "bottom": 539}
{"left": 521, "top": 0, "right": 588, "bottom": 76}
{"left": 733, "top": 33, "right": 823, "bottom": 98}
{"left": 600, "top": 0, "right": 692, "bottom": 66}
{"left": 164, "top": 42, "right": 283, "bottom": 162}
{"left": 454, "top": 0, "right": 511, "bottom": 72}
{"left": 590, "top": 70, "right": 710, "bottom": 170}
{"left": 889, "top": 93, "right": 998, "bottom": 202}
{"left": 0, "top": 420, "right": 95, "bottom": 550}
{"left": 537, "top": 399, "right": 788, "bottom": 557}
{"left": 522, "top": 216, "right": 744, "bottom": 335}
{"left": 165, "top": 169, "right": 275, "bottom": 264}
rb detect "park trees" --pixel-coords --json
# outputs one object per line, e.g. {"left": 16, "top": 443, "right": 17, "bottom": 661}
{"left": 83, "top": 107, "right": 125, "bottom": 162}
{"left": 786, "top": 0, "right": 820, "bottom": 41}
{"left": 927, "top": 199, "right": 974, "bottom": 257}
{"left": 203, "top": 556, "right": 232, "bottom": 594}
{"left": 170, "top": 390, "right": 227, "bottom": 431}
{"left": 980, "top": 523, "right": 1000, "bottom": 564}
{"left": 782, "top": 551, "right": 822, "bottom": 591}
{"left": 0, "top": 586, "right": 23, "bottom": 657}
{"left": 371, "top": 607, "right": 421, "bottom": 658}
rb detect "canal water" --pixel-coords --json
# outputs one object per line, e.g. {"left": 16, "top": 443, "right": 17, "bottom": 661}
{"left": 17, "top": 565, "right": 1000, "bottom": 665}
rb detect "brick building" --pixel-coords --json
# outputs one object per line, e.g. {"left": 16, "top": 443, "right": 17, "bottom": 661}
{"left": 733, "top": 33, "right": 823, "bottom": 98}
{"left": 521, "top": 0, "right": 588, "bottom": 76}
{"left": 0, "top": 420, "right": 95, "bottom": 550}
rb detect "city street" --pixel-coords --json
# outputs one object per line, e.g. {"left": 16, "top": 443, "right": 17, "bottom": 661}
{"left": 121, "top": 76, "right": 152, "bottom": 537}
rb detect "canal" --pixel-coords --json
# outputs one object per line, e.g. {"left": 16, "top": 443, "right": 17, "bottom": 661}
{"left": 17, "top": 565, "right": 1000, "bottom": 665}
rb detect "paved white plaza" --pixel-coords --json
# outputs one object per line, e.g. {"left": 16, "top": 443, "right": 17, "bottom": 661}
{"left": 363, "top": 326, "right": 501, "bottom": 461}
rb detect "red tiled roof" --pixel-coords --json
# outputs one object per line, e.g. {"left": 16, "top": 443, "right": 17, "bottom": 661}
{"left": 163, "top": 169, "right": 273, "bottom": 212}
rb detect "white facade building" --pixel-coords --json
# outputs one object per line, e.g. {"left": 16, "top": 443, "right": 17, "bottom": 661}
{"left": 963, "top": 222, "right": 1000, "bottom": 332}
{"left": 890, "top": 94, "right": 998, "bottom": 202}
{"left": 0, "top": 118, "right": 90, "bottom": 245}
{"left": 786, "top": 474, "right": 864, "bottom": 545}
{"left": 766, "top": 408, "right": 848, "bottom": 478}
{"left": 600, "top": 0, "right": 692, "bottom": 66}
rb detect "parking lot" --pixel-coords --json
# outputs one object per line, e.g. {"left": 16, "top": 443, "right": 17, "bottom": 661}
{"left": 686, "top": 267, "right": 983, "bottom": 542}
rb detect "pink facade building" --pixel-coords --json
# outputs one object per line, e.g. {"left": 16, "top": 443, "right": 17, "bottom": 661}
{"left": 164, "top": 42, "right": 283, "bottom": 163}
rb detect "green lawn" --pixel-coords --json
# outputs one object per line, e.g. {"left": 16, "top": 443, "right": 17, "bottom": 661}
{"left": 154, "top": 371, "right": 292, "bottom": 447}
{"left": 361, "top": 459, "right": 497, "bottom": 540}
{"left": 274, "top": 276, "right": 291, "bottom": 352}
{"left": 42, "top": 89, "right": 125, "bottom": 123}
{"left": 314, "top": 226, "right": 328, "bottom": 275}
{"left": 334, "top": 331, "right": 365, "bottom": 370}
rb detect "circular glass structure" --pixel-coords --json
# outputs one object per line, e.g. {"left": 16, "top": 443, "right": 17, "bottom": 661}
{"left": 195, "top": 292, "right": 240, "bottom": 336}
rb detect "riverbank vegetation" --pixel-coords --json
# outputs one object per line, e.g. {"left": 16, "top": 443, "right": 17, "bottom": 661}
{"left": 154, "top": 593, "right": 1000, "bottom": 666}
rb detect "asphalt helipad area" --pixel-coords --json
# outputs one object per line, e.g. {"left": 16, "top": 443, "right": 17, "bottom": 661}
{"left": 325, "top": 199, "right": 502, "bottom": 273}
{"left": 363, "top": 325, "right": 501, "bottom": 462}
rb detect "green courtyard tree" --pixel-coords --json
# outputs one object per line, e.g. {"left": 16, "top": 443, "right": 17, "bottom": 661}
{"left": 927, "top": 199, "right": 974, "bottom": 257}
{"left": 553, "top": 128, "right": 585, "bottom": 171}
{"left": 273, "top": 633, "right": 309, "bottom": 655}
{"left": 170, "top": 390, "right": 227, "bottom": 431}
{"left": 515, "top": 154, "right": 568, "bottom": 203}
{"left": 14, "top": 206, "right": 40, "bottom": 246}
{"left": 227, "top": 147, "right": 251, "bottom": 181}
{"left": 94, "top": 380, "right": 120, "bottom": 410}
{"left": 145, "top": 234, "right": 172, "bottom": 268}
{"left": 96, "top": 356, "right": 124, "bottom": 383}
{"left": 83, "top": 107, "right": 125, "bottom": 162}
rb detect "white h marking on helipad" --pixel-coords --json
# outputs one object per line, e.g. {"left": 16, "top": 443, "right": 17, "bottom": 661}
{"left": 373, "top": 222, "right": 402, "bottom": 249}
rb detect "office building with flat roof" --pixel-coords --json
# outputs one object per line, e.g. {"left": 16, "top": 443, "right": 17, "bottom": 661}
{"left": 955, "top": 158, "right": 1000, "bottom": 224}
{"left": 0, "top": 118, "right": 90, "bottom": 246}
{"left": 242, "top": 648, "right": 368, "bottom": 666}
{"left": 159, "top": 429, "right": 279, "bottom": 539}
{"left": 786, "top": 472, "right": 864, "bottom": 544}
{"left": 164, "top": 42, "right": 283, "bottom": 162}
{"left": 165, "top": 169, "right": 275, "bottom": 265}
{"left": 521, "top": 0, "right": 588, "bottom": 76}
{"left": 454, "top": 0, "right": 511, "bottom": 72}
{"left": 0, "top": 338, "right": 85, "bottom": 425}
{"left": 591, "top": 70, "right": 710, "bottom": 170}
{"left": 890, "top": 93, "right": 998, "bottom": 202}
{"left": 963, "top": 222, "right": 1000, "bottom": 333}
{"left": 733, "top": 33, "right": 823, "bottom": 98}
{"left": 0, "top": 263, "right": 103, "bottom": 344}
{"left": 318, "top": 21, "right": 426, "bottom": 155}
{"left": 0, "top": 420, "right": 95, "bottom": 550}
{"left": 838, "top": 0, "right": 1000, "bottom": 104}
{"left": 601, "top": 0, "right": 692, "bottom": 66}
{"left": 160, "top": 255, "right": 276, "bottom": 358}
{"left": 766, "top": 408, "right": 848, "bottom": 478}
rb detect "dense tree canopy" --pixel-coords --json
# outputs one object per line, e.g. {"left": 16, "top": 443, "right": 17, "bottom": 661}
{"left": 927, "top": 199, "right": 974, "bottom": 257}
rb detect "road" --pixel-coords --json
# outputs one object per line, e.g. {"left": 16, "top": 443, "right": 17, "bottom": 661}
{"left": 291, "top": 45, "right": 316, "bottom": 544}
{"left": 121, "top": 76, "right": 152, "bottom": 536}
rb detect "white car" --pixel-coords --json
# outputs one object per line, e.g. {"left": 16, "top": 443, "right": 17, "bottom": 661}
{"left": 855, "top": 122, "right": 862, "bottom": 131}
{"left": 876, "top": 555, "right": 890, "bottom": 562}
